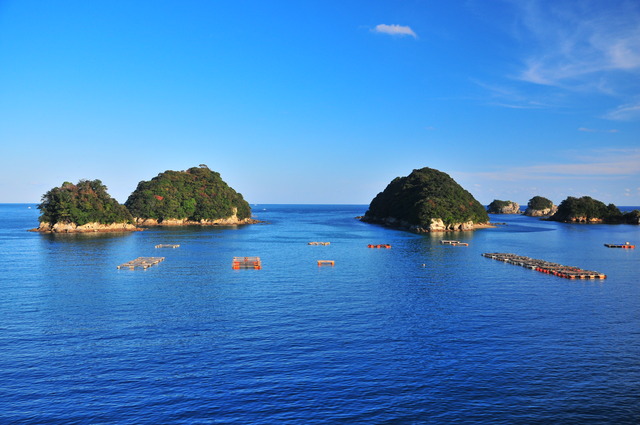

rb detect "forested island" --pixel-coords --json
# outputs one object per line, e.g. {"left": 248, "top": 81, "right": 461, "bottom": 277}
{"left": 31, "top": 165, "right": 257, "bottom": 233}
{"left": 33, "top": 179, "right": 139, "bottom": 233}
{"left": 548, "top": 196, "right": 640, "bottom": 224}
{"left": 125, "top": 166, "right": 256, "bottom": 226}
{"left": 524, "top": 196, "right": 557, "bottom": 217}
{"left": 361, "top": 167, "right": 490, "bottom": 232}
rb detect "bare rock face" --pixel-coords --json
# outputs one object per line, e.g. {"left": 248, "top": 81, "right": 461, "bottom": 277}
{"left": 524, "top": 205, "right": 558, "bottom": 217}
{"left": 411, "top": 218, "right": 476, "bottom": 232}
{"left": 32, "top": 222, "right": 141, "bottom": 233}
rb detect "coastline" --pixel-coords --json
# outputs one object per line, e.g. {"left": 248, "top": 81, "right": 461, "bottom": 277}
{"left": 358, "top": 216, "right": 495, "bottom": 233}
{"left": 29, "top": 217, "right": 263, "bottom": 233}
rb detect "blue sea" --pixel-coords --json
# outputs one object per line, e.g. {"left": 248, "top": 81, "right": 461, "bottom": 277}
{"left": 1, "top": 203, "right": 639, "bottom": 424}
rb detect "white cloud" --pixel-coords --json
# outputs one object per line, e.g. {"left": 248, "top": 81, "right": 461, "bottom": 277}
{"left": 372, "top": 24, "right": 417, "bottom": 38}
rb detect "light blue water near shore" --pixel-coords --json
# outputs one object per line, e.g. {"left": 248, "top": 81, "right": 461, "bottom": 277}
{"left": 1, "top": 203, "right": 639, "bottom": 424}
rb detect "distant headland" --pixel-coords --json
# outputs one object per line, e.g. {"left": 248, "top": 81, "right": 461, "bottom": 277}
{"left": 30, "top": 165, "right": 259, "bottom": 233}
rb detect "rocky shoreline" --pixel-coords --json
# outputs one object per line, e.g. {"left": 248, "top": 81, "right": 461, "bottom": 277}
{"left": 30, "top": 216, "right": 262, "bottom": 233}
{"left": 30, "top": 222, "right": 144, "bottom": 233}
{"left": 133, "top": 217, "right": 262, "bottom": 227}
{"left": 358, "top": 216, "right": 494, "bottom": 233}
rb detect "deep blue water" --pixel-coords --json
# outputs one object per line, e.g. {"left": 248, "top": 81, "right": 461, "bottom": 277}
{"left": 1, "top": 204, "right": 639, "bottom": 424}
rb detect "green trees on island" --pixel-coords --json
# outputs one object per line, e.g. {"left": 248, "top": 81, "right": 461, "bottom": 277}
{"left": 364, "top": 167, "right": 489, "bottom": 227}
{"left": 549, "top": 196, "right": 639, "bottom": 224}
{"left": 38, "top": 179, "right": 134, "bottom": 225}
{"left": 527, "top": 196, "right": 553, "bottom": 211}
{"left": 488, "top": 199, "right": 511, "bottom": 211}
{"left": 36, "top": 166, "right": 252, "bottom": 227}
{"left": 124, "top": 166, "right": 251, "bottom": 221}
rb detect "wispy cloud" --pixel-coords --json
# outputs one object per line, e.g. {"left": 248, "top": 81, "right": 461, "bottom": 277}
{"left": 461, "top": 148, "right": 640, "bottom": 182}
{"left": 514, "top": 1, "right": 640, "bottom": 88}
{"left": 482, "top": 1, "right": 640, "bottom": 119}
{"left": 577, "top": 127, "right": 619, "bottom": 133}
{"left": 372, "top": 24, "right": 417, "bottom": 38}
{"left": 602, "top": 102, "right": 640, "bottom": 121}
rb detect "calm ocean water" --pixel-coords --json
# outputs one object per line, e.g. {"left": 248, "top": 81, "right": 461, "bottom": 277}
{"left": 1, "top": 203, "right": 639, "bottom": 424}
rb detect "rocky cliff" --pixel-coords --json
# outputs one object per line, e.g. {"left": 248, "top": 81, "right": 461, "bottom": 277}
{"left": 524, "top": 205, "right": 558, "bottom": 217}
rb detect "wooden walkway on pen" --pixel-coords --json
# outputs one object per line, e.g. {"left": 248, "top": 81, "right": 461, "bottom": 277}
{"left": 117, "top": 257, "right": 165, "bottom": 270}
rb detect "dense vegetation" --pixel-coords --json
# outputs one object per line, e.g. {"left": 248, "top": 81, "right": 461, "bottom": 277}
{"left": 364, "top": 167, "right": 489, "bottom": 226}
{"left": 487, "top": 199, "right": 516, "bottom": 213}
{"left": 125, "top": 165, "right": 251, "bottom": 221}
{"left": 38, "top": 179, "right": 133, "bottom": 225}
{"left": 549, "top": 196, "right": 623, "bottom": 223}
{"left": 527, "top": 196, "right": 553, "bottom": 210}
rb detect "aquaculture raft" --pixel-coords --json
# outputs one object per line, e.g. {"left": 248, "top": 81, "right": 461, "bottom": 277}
{"left": 604, "top": 242, "right": 635, "bottom": 249}
{"left": 308, "top": 242, "right": 330, "bottom": 245}
{"left": 317, "top": 260, "right": 335, "bottom": 266}
{"left": 118, "top": 257, "right": 165, "bottom": 270}
{"left": 482, "top": 253, "right": 606, "bottom": 279}
{"left": 440, "top": 240, "right": 468, "bottom": 246}
{"left": 232, "top": 257, "right": 262, "bottom": 270}
{"left": 155, "top": 244, "right": 180, "bottom": 248}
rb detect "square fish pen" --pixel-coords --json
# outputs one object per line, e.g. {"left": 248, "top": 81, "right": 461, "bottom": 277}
{"left": 232, "top": 257, "right": 262, "bottom": 270}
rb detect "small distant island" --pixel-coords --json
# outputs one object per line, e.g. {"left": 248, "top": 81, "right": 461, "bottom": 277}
{"left": 524, "top": 196, "right": 557, "bottom": 217}
{"left": 360, "top": 167, "right": 490, "bottom": 232}
{"left": 487, "top": 199, "right": 520, "bottom": 214}
{"left": 31, "top": 165, "right": 258, "bottom": 233}
{"left": 548, "top": 196, "right": 640, "bottom": 224}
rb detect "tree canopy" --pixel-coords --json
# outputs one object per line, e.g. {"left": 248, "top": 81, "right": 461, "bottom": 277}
{"left": 364, "top": 167, "right": 489, "bottom": 226}
{"left": 38, "top": 179, "right": 133, "bottom": 225}
{"left": 527, "top": 196, "right": 553, "bottom": 210}
{"left": 550, "top": 196, "right": 622, "bottom": 223}
{"left": 125, "top": 166, "right": 251, "bottom": 221}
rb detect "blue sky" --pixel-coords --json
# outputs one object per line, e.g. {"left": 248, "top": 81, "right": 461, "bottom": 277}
{"left": 1, "top": 0, "right": 639, "bottom": 205}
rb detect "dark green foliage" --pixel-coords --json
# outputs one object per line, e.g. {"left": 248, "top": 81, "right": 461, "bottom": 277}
{"left": 38, "top": 179, "right": 133, "bottom": 225}
{"left": 550, "top": 196, "right": 623, "bottom": 223}
{"left": 364, "top": 167, "right": 489, "bottom": 226}
{"left": 125, "top": 166, "right": 252, "bottom": 221}
{"left": 527, "top": 196, "right": 553, "bottom": 210}
{"left": 487, "top": 199, "right": 514, "bottom": 213}
{"left": 623, "top": 210, "right": 640, "bottom": 224}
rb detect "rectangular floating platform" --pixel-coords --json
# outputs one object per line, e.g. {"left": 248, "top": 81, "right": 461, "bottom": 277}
{"left": 155, "top": 244, "right": 180, "bottom": 248}
{"left": 367, "top": 244, "right": 391, "bottom": 249}
{"left": 604, "top": 243, "right": 635, "bottom": 249}
{"left": 232, "top": 256, "right": 262, "bottom": 269}
{"left": 482, "top": 253, "right": 606, "bottom": 279}
{"left": 317, "top": 260, "right": 335, "bottom": 266}
{"left": 308, "top": 242, "right": 331, "bottom": 245}
{"left": 440, "top": 240, "right": 468, "bottom": 246}
{"left": 118, "top": 257, "right": 165, "bottom": 270}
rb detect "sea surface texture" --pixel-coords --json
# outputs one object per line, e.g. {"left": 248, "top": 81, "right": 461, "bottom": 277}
{"left": 1, "top": 204, "right": 639, "bottom": 424}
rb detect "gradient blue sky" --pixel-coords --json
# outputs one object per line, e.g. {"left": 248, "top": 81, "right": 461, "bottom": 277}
{"left": 1, "top": 0, "right": 639, "bottom": 205}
